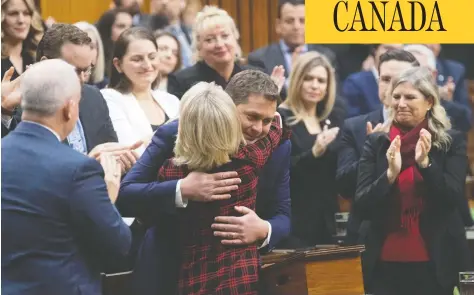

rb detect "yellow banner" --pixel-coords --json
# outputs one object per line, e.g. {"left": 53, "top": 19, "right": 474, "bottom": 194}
{"left": 306, "top": 0, "right": 474, "bottom": 43}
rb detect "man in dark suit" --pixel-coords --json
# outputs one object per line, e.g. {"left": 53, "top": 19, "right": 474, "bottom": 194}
{"left": 404, "top": 44, "right": 472, "bottom": 133}
{"left": 2, "top": 59, "right": 132, "bottom": 295}
{"left": 118, "top": 70, "right": 291, "bottom": 294}
{"left": 342, "top": 44, "right": 403, "bottom": 117}
{"left": 342, "top": 45, "right": 471, "bottom": 132}
{"left": 1, "top": 24, "right": 139, "bottom": 172}
{"left": 247, "top": 0, "right": 337, "bottom": 99}
{"left": 426, "top": 43, "right": 471, "bottom": 110}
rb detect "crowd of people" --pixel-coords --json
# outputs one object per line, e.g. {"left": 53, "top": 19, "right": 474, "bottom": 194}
{"left": 1, "top": 0, "right": 473, "bottom": 294}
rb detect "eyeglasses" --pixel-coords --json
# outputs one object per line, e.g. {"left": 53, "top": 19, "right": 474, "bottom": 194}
{"left": 75, "top": 65, "right": 93, "bottom": 76}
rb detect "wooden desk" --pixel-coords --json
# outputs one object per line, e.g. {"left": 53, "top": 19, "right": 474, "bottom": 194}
{"left": 261, "top": 246, "right": 365, "bottom": 295}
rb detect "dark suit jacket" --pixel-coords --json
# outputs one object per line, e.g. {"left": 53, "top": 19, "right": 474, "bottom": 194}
{"left": 342, "top": 70, "right": 472, "bottom": 132}
{"left": 336, "top": 109, "right": 384, "bottom": 200}
{"left": 247, "top": 42, "right": 337, "bottom": 78}
{"left": 247, "top": 42, "right": 338, "bottom": 100}
{"left": 1, "top": 122, "right": 131, "bottom": 295}
{"left": 437, "top": 58, "right": 471, "bottom": 110}
{"left": 342, "top": 70, "right": 379, "bottom": 118}
{"left": 167, "top": 61, "right": 255, "bottom": 100}
{"left": 354, "top": 130, "right": 473, "bottom": 291}
{"left": 118, "top": 119, "right": 292, "bottom": 295}
{"left": 1, "top": 84, "right": 118, "bottom": 151}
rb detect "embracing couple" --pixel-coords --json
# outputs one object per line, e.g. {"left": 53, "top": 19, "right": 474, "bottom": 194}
{"left": 117, "top": 70, "right": 292, "bottom": 295}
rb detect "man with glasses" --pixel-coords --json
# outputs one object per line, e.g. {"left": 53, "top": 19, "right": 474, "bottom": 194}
{"left": 1, "top": 24, "right": 140, "bottom": 173}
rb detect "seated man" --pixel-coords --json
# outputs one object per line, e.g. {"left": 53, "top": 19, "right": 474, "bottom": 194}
{"left": 2, "top": 59, "right": 131, "bottom": 295}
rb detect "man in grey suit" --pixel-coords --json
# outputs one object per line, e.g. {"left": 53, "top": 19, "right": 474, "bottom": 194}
{"left": 247, "top": 0, "right": 337, "bottom": 99}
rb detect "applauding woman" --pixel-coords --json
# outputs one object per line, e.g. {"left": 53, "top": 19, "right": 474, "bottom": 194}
{"left": 101, "top": 27, "right": 179, "bottom": 156}
{"left": 278, "top": 52, "right": 346, "bottom": 247}
{"left": 355, "top": 66, "right": 472, "bottom": 295}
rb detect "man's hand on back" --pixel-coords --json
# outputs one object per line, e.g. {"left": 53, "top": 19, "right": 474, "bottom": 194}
{"left": 212, "top": 206, "right": 269, "bottom": 246}
{"left": 180, "top": 171, "right": 241, "bottom": 202}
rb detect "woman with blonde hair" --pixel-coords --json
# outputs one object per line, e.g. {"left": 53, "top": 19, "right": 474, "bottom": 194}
{"left": 278, "top": 51, "right": 347, "bottom": 246}
{"left": 355, "top": 66, "right": 472, "bottom": 295}
{"left": 156, "top": 81, "right": 289, "bottom": 295}
{"left": 1, "top": 0, "right": 43, "bottom": 79}
{"left": 168, "top": 5, "right": 285, "bottom": 99}
{"left": 74, "top": 21, "right": 108, "bottom": 89}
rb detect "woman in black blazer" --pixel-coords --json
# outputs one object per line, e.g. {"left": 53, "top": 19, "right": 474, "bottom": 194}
{"left": 167, "top": 6, "right": 284, "bottom": 99}
{"left": 278, "top": 52, "right": 346, "bottom": 247}
{"left": 355, "top": 66, "right": 472, "bottom": 295}
{"left": 1, "top": 0, "right": 43, "bottom": 79}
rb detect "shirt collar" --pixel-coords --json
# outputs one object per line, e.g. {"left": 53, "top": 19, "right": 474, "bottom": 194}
{"left": 382, "top": 106, "right": 389, "bottom": 122}
{"left": 371, "top": 66, "right": 379, "bottom": 80}
{"left": 23, "top": 120, "right": 61, "bottom": 141}
{"left": 279, "top": 39, "right": 308, "bottom": 54}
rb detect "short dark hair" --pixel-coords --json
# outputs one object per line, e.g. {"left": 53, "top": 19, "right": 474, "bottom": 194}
{"left": 278, "top": 0, "right": 305, "bottom": 18}
{"left": 378, "top": 49, "right": 420, "bottom": 73}
{"left": 36, "top": 23, "right": 91, "bottom": 62}
{"left": 225, "top": 70, "right": 281, "bottom": 105}
{"left": 109, "top": 27, "right": 159, "bottom": 93}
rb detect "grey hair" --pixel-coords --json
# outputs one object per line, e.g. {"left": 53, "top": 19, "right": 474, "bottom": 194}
{"left": 21, "top": 59, "right": 81, "bottom": 117}
{"left": 404, "top": 44, "right": 436, "bottom": 71}
{"left": 387, "top": 66, "right": 452, "bottom": 151}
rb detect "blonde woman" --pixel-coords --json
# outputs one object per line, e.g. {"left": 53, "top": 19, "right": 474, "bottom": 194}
{"left": 157, "top": 82, "right": 289, "bottom": 295}
{"left": 168, "top": 5, "right": 285, "bottom": 99}
{"left": 74, "top": 21, "right": 108, "bottom": 89}
{"left": 1, "top": 0, "right": 43, "bottom": 79}
{"left": 278, "top": 51, "right": 347, "bottom": 247}
{"left": 355, "top": 66, "right": 472, "bottom": 295}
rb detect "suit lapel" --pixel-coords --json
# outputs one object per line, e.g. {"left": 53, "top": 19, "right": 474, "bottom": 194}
{"left": 78, "top": 86, "right": 92, "bottom": 152}
{"left": 271, "top": 43, "right": 290, "bottom": 77}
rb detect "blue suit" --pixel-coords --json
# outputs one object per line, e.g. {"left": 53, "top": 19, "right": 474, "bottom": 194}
{"left": 118, "top": 119, "right": 292, "bottom": 294}
{"left": 1, "top": 122, "right": 132, "bottom": 295}
{"left": 342, "top": 70, "right": 472, "bottom": 132}
{"left": 436, "top": 58, "right": 471, "bottom": 109}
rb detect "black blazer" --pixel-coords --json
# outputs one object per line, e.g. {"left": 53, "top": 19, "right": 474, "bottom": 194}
{"left": 354, "top": 130, "right": 473, "bottom": 290}
{"left": 278, "top": 98, "right": 347, "bottom": 246}
{"left": 1, "top": 84, "right": 118, "bottom": 152}
{"left": 247, "top": 43, "right": 338, "bottom": 100}
{"left": 167, "top": 61, "right": 255, "bottom": 100}
{"left": 247, "top": 43, "right": 337, "bottom": 79}
{"left": 336, "top": 108, "right": 384, "bottom": 199}
{"left": 336, "top": 109, "right": 384, "bottom": 246}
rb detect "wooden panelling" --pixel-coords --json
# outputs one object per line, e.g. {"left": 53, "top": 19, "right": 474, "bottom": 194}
{"left": 38, "top": 0, "right": 279, "bottom": 55}
{"left": 40, "top": 1, "right": 111, "bottom": 24}
{"left": 201, "top": 0, "right": 280, "bottom": 56}
{"left": 39, "top": 0, "right": 152, "bottom": 24}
